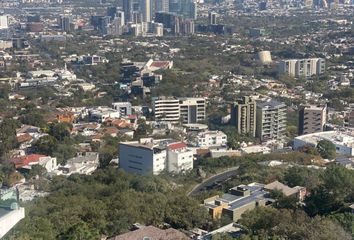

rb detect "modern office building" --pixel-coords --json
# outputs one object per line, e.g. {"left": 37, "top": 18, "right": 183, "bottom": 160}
{"left": 179, "top": 98, "right": 206, "bottom": 124}
{"left": 298, "top": 104, "right": 327, "bottom": 135}
{"left": 277, "top": 58, "right": 325, "bottom": 78}
{"left": 231, "top": 96, "right": 256, "bottom": 137}
{"left": 208, "top": 12, "right": 217, "bottom": 25}
{"left": 153, "top": 97, "right": 206, "bottom": 123}
{"left": 256, "top": 100, "right": 287, "bottom": 141}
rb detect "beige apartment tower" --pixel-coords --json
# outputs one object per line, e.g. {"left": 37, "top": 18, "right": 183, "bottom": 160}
{"left": 231, "top": 96, "right": 257, "bottom": 137}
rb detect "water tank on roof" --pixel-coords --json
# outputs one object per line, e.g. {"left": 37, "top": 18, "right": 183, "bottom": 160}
{"left": 257, "top": 51, "right": 272, "bottom": 65}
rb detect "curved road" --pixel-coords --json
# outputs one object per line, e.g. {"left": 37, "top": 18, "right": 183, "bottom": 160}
{"left": 187, "top": 166, "right": 239, "bottom": 196}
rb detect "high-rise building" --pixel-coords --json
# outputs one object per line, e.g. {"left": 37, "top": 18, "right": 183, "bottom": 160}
{"left": 231, "top": 96, "right": 257, "bottom": 137}
{"left": 208, "top": 12, "right": 217, "bottom": 25}
{"left": 189, "top": 1, "right": 197, "bottom": 20}
{"left": 140, "top": 0, "right": 151, "bottom": 22}
{"left": 256, "top": 100, "right": 287, "bottom": 141}
{"left": 123, "top": 0, "right": 133, "bottom": 23}
{"left": 179, "top": 98, "right": 205, "bottom": 124}
{"left": 58, "top": 16, "right": 71, "bottom": 32}
{"left": 116, "top": 11, "right": 125, "bottom": 26}
{"left": 277, "top": 58, "right": 325, "bottom": 78}
{"left": 155, "top": 0, "right": 169, "bottom": 12}
{"left": 0, "top": 15, "right": 8, "bottom": 29}
{"left": 298, "top": 105, "right": 327, "bottom": 135}
{"left": 107, "top": 6, "right": 118, "bottom": 19}
{"left": 90, "top": 16, "right": 110, "bottom": 34}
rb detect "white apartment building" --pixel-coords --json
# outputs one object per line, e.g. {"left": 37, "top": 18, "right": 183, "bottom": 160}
{"left": 196, "top": 131, "right": 228, "bottom": 148}
{"left": 152, "top": 97, "right": 206, "bottom": 124}
{"left": 167, "top": 142, "right": 193, "bottom": 173}
{"left": 112, "top": 102, "right": 132, "bottom": 116}
{"left": 277, "top": 58, "right": 325, "bottom": 78}
{"left": 119, "top": 139, "right": 193, "bottom": 175}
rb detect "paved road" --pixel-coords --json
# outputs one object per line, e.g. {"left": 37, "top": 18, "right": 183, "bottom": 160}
{"left": 187, "top": 166, "right": 239, "bottom": 196}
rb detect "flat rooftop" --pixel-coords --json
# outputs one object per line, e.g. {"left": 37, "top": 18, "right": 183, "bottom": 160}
{"left": 295, "top": 131, "right": 354, "bottom": 147}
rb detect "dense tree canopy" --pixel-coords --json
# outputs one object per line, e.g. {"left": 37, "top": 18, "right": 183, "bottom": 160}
{"left": 8, "top": 168, "right": 210, "bottom": 239}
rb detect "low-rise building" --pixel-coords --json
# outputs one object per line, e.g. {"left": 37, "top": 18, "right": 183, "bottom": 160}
{"left": 293, "top": 131, "right": 354, "bottom": 156}
{"left": 10, "top": 154, "right": 57, "bottom": 173}
{"left": 119, "top": 139, "right": 193, "bottom": 175}
{"left": 167, "top": 142, "right": 194, "bottom": 173}
{"left": 88, "top": 107, "right": 120, "bottom": 123}
{"left": 240, "top": 145, "right": 271, "bottom": 155}
{"left": 204, "top": 183, "right": 273, "bottom": 222}
{"left": 55, "top": 152, "right": 99, "bottom": 175}
{"left": 264, "top": 181, "right": 307, "bottom": 201}
{"left": 196, "top": 131, "right": 227, "bottom": 148}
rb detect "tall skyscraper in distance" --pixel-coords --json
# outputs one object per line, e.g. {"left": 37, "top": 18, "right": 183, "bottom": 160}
{"left": 231, "top": 96, "right": 257, "bottom": 137}
{"left": 140, "top": 0, "right": 151, "bottom": 22}
{"left": 155, "top": 0, "right": 169, "bottom": 12}
{"left": 123, "top": 0, "right": 132, "bottom": 23}
{"left": 58, "top": 16, "right": 72, "bottom": 32}
{"left": 107, "top": 6, "right": 118, "bottom": 19}
{"left": 208, "top": 12, "right": 217, "bottom": 25}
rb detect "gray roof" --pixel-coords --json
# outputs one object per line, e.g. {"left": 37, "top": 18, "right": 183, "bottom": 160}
{"left": 257, "top": 100, "right": 286, "bottom": 109}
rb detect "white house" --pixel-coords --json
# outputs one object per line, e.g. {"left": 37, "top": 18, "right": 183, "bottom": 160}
{"left": 196, "top": 131, "right": 228, "bottom": 148}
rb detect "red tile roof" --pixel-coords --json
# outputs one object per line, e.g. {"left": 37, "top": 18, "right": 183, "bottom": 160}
{"left": 11, "top": 154, "right": 47, "bottom": 168}
{"left": 150, "top": 61, "right": 170, "bottom": 69}
{"left": 168, "top": 142, "right": 187, "bottom": 151}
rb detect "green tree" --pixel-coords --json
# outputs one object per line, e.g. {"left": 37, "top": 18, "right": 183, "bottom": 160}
{"left": 49, "top": 122, "right": 72, "bottom": 142}
{"left": 316, "top": 139, "right": 336, "bottom": 159}
{"left": 0, "top": 118, "right": 20, "bottom": 160}
{"left": 60, "top": 221, "right": 100, "bottom": 240}
{"left": 33, "top": 135, "right": 58, "bottom": 156}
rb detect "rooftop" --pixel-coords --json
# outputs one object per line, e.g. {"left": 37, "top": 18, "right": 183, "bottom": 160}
{"left": 295, "top": 131, "right": 354, "bottom": 147}
{"left": 108, "top": 226, "right": 190, "bottom": 240}
{"left": 257, "top": 100, "right": 286, "bottom": 109}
